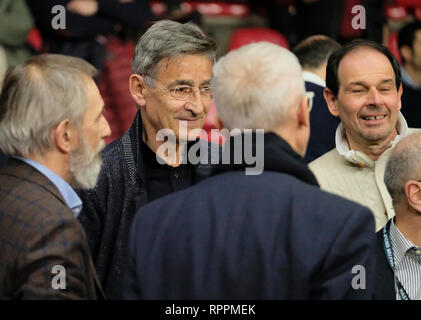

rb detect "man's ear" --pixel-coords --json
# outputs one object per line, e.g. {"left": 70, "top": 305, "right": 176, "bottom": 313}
{"left": 323, "top": 87, "right": 339, "bottom": 117}
{"left": 129, "top": 74, "right": 147, "bottom": 107}
{"left": 397, "top": 83, "right": 403, "bottom": 111}
{"left": 404, "top": 180, "right": 421, "bottom": 212}
{"left": 399, "top": 45, "right": 412, "bottom": 64}
{"left": 54, "top": 119, "right": 77, "bottom": 154}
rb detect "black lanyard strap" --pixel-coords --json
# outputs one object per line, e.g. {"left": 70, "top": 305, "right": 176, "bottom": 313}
{"left": 383, "top": 220, "right": 411, "bottom": 300}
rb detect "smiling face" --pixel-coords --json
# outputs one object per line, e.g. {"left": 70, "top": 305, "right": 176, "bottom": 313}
{"left": 140, "top": 54, "right": 213, "bottom": 142}
{"left": 325, "top": 47, "right": 402, "bottom": 149}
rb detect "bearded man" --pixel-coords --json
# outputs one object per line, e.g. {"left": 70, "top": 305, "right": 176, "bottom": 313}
{"left": 0, "top": 54, "right": 110, "bottom": 299}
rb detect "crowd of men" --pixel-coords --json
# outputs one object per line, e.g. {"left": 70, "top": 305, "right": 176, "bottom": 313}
{"left": 0, "top": 19, "right": 420, "bottom": 300}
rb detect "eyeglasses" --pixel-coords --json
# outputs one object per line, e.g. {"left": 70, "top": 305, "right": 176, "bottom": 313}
{"left": 304, "top": 91, "right": 314, "bottom": 112}
{"left": 142, "top": 74, "right": 212, "bottom": 101}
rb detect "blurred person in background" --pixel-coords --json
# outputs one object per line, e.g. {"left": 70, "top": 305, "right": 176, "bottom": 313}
{"left": 398, "top": 21, "right": 421, "bottom": 129}
{"left": 292, "top": 35, "right": 341, "bottom": 163}
{"left": 0, "top": 0, "right": 33, "bottom": 83}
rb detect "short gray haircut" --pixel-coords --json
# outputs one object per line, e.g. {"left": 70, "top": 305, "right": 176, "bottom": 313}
{"left": 0, "top": 54, "right": 97, "bottom": 158}
{"left": 131, "top": 20, "right": 217, "bottom": 80}
{"left": 384, "top": 132, "right": 421, "bottom": 207}
{"left": 211, "top": 41, "right": 305, "bottom": 130}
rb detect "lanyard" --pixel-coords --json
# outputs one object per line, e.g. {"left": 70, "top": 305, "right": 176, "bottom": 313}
{"left": 383, "top": 220, "right": 411, "bottom": 300}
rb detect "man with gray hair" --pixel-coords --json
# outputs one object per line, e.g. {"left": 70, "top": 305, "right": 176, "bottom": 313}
{"left": 375, "top": 132, "right": 421, "bottom": 300}
{"left": 77, "top": 19, "right": 218, "bottom": 299}
{"left": 0, "top": 54, "right": 110, "bottom": 299}
{"left": 124, "top": 42, "right": 376, "bottom": 299}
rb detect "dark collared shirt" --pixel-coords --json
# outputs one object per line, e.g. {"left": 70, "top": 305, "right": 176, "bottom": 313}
{"left": 140, "top": 140, "right": 194, "bottom": 203}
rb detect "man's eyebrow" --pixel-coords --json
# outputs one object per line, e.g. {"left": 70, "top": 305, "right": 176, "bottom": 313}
{"left": 168, "top": 79, "right": 211, "bottom": 87}
{"left": 348, "top": 81, "right": 367, "bottom": 87}
{"left": 169, "top": 80, "right": 194, "bottom": 87}
{"left": 378, "top": 79, "right": 394, "bottom": 85}
{"left": 348, "top": 79, "right": 394, "bottom": 87}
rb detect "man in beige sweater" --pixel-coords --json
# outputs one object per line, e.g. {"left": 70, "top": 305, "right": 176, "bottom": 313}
{"left": 310, "top": 40, "right": 418, "bottom": 231}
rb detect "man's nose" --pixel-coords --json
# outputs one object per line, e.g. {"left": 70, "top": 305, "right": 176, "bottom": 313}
{"left": 367, "top": 88, "right": 383, "bottom": 106}
{"left": 185, "top": 90, "right": 206, "bottom": 115}
{"left": 102, "top": 115, "right": 112, "bottom": 138}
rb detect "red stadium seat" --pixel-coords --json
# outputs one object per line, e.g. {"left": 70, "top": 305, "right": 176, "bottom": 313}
{"left": 384, "top": 4, "right": 409, "bottom": 21}
{"left": 149, "top": 1, "right": 250, "bottom": 17}
{"left": 415, "top": 7, "right": 421, "bottom": 21}
{"left": 227, "top": 27, "right": 289, "bottom": 52}
{"left": 395, "top": 0, "right": 421, "bottom": 7}
{"left": 26, "top": 28, "right": 43, "bottom": 52}
{"left": 388, "top": 31, "right": 402, "bottom": 64}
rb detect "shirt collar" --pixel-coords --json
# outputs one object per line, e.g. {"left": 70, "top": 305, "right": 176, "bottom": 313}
{"left": 15, "top": 157, "right": 82, "bottom": 217}
{"left": 335, "top": 112, "right": 408, "bottom": 167}
{"left": 400, "top": 66, "right": 419, "bottom": 90}
{"left": 302, "top": 71, "right": 326, "bottom": 87}
{"left": 390, "top": 218, "right": 417, "bottom": 268}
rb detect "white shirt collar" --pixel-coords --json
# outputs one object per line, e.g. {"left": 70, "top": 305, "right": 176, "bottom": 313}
{"left": 302, "top": 71, "right": 326, "bottom": 87}
{"left": 335, "top": 112, "right": 408, "bottom": 166}
{"left": 14, "top": 157, "right": 82, "bottom": 217}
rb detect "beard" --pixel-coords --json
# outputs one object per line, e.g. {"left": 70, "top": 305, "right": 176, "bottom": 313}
{"left": 69, "top": 136, "right": 105, "bottom": 190}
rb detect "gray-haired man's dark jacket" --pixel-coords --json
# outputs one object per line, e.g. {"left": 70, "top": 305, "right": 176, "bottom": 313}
{"left": 77, "top": 111, "right": 219, "bottom": 299}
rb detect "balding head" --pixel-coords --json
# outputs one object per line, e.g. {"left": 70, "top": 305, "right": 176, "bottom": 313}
{"left": 384, "top": 132, "right": 421, "bottom": 209}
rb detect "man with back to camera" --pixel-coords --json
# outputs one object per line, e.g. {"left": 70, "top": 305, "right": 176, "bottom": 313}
{"left": 123, "top": 42, "right": 376, "bottom": 299}
{"left": 375, "top": 132, "right": 421, "bottom": 300}
{"left": 0, "top": 54, "right": 110, "bottom": 299}
{"left": 292, "top": 35, "right": 341, "bottom": 163}
{"left": 76, "top": 20, "right": 219, "bottom": 299}
{"left": 309, "top": 39, "right": 419, "bottom": 231}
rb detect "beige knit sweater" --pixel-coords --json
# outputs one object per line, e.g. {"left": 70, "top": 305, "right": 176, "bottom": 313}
{"left": 309, "top": 114, "right": 419, "bottom": 231}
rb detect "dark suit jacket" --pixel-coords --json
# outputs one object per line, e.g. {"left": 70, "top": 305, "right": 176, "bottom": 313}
{"left": 304, "top": 81, "right": 340, "bottom": 163}
{"left": 401, "top": 82, "right": 421, "bottom": 129}
{"left": 374, "top": 229, "right": 395, "bottom": 300}
{"left": 0, "top": 159, "right": 103, "bottom": 299}
{"left": 124, "top": 133, "right": 376, "bottom": 299}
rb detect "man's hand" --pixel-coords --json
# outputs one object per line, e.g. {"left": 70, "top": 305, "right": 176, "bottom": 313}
{"left": 67, "top": 0, "right": 99, "bottom": 17}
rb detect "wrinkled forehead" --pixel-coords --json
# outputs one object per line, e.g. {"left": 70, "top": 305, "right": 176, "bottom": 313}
{"left": 337, "top": 48, "right": 396, "bottom": 87}
{"left": 153, "top": 54, "right": 213, "bottom": 82}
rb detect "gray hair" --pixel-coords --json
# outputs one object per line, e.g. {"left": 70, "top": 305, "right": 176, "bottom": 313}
{"left": 0, "top": 54, "right": 97, "bottom": 158}
{"left": 211, "top": 41, "right": 305, "bottom": 130}
{"left": 131, "top": 20, "right": 217, "bottom": 80}
{"left": 384, "top": 132, "right": 421, "bottom": 208}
